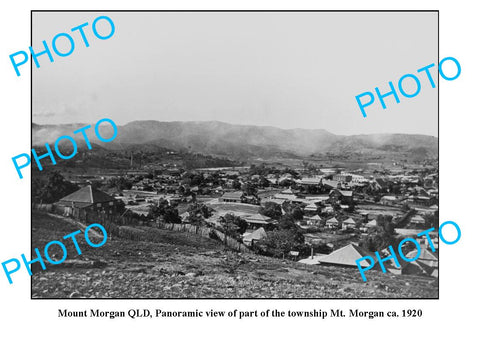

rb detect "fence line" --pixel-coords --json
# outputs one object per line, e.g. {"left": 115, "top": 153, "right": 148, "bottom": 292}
{"left": 158, "top": 222, "right": 252, "bottom": 253}
{"left": 32, "top": 204, "right": 251, "bottom": 253}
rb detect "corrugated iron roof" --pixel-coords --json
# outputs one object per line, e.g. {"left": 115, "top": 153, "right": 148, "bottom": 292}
{"left": 59, "top": 185, "right": 115, "bottom": 204}
{"left": 319, "top": 243, "right": 374, "bottom": 267}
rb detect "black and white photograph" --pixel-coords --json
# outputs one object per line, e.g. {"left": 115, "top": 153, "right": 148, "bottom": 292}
{"left": 30, "top": 11, "right": 439, "bottom": 299}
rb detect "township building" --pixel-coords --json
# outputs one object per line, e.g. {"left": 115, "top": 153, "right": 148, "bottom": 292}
{"left": 243, "top": 213, "right": 273, "bottom": 228}
{"left": 304, "top": 202, "right": 319, "bottom": 213}
{"left": 329, "top": 189, "right": 353, "bottom": 204}
{"left": 297, "top": 177, "right": 322, "bottom": 186}
{"left": 332, "top": 173, "right": 352, "bottom": 183}
{"left": 342, "top": 217, "right": 356, "bottom": 230}
{"left": 242, "top": 227, "right": 267, "bottom": 247}
{"left": 55, "top": 185, "right": 121, "bottom": 215}
{"left": 299, "top": 243, "right": 374, "bottom": 267}
{"left": 380, "top": 195, "right": 399, "bottom": 206}
{"left": 304, "top": 214, "right": 322, "bottom": 226}
{"left": 219, "top": 191, "right": 245, "bottom": 203}
{"left": 406, "top": 196, "right": 435, "bottom": 207}
{"left": 331, "top": 173, "right": 367, "bottom": 185}
{"left": 325, "top": 217, "right": 339, "bottom": 229}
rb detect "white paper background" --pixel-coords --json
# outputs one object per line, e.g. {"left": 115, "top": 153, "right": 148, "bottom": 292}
{"left": 0, "top": 0, "right": 477, "bottom": 338}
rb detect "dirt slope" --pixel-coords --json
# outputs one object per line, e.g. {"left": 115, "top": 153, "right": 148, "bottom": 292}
{"left": 31, "top": 212, "right": 438, "bottom": 298}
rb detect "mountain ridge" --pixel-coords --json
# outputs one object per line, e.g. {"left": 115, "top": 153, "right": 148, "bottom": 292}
{"left": 32, "top": 120, "right": 438, "bottom": 160}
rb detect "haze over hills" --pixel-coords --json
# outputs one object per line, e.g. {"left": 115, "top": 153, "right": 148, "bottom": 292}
{"left": 32, "top": 120, "right": 438, "bottom": 160}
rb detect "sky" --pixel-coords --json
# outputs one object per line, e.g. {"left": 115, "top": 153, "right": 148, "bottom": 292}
{"left": 32, "top": 11, "right": 438, "bottom": 136}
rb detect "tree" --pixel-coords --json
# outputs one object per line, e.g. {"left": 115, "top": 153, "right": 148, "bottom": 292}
{"left": 291, "top": 207, "right": 304, "bottom": 221}
{"left": 423, "top": 212, "right": 438, "bottom": 229}
{"left": 107, "top": 177, "right": 132, "bottom": 191}
{"left": 257, "top": 229, "right": 305, "bottom": 258}
{"left": 191, "top": 174, "right": 204, "bottom": 186}
{"left": 149, "top": 199, "right": 181, "bottom": 223}
{"left": 186, "top": 203, "right": 213, "bottom": 225}
{"left": 32, "top": 171, "right": 79, "bottom": 203}
{"left": 163, "top": 207, "right": 181, "bottom": 223}
{"left": 259, "top": 202, "right": 283, "bottom": 220}
{"left": 220, "top": 213, "right": 248, "bottom": 238}
{"left": 232, "top": 179, "right": 242, "bottom": 190}
{"left": 281, "top": 201, "right": 293, "bottom": 215}
{"left": 188, "top": 203, "right": 213, "bottom": 219}
{"left": 278, "top": 214, "right": 297, "bottom": 230}
{"left": 258, "top": 176, "right": 270, "bottom": 188}
{"left": 376, "top": 214, "right": 386, "bottom": 228}
{"left": 241, "top": 182, "right": 257, "bottom": 196}
{"left": 359, "top": 215, "right": 398, "bottom": 252}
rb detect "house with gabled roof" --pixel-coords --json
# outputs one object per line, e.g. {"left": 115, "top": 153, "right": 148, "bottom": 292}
{"left": 307, "top": 214, "right": 322, "bottom": 225}
{"left": 410, "top": 215, "right": 426, "bottom": 226}
{"left": 242, "top": 227, "right": 267, "bottom": 247}
{"left": 281, "top": 188, "right": 299, "bottom": 195}
{"left": 406, "top": 247, "right": 438, "bottom": 271}
{"left": 342, "top": 217, "right": 356, "bottom": 230}
{"left": 304, "top": 202, "right": 319, "bottom": 213}
{"left": 359, "top": 218, "right": 377, "bottom": 232}
{"left": 326, "top": 217, "right": 339, "bottom": 229}
{"left": 386, "top": 245, "right": 439, "bottom": 278}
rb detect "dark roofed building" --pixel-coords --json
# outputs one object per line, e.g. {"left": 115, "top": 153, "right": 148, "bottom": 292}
{"left": 329, "top": 189, "right": 353, "bottom": 204}
{"left": 56, "top": 185, "right": 121, "bottom": 213}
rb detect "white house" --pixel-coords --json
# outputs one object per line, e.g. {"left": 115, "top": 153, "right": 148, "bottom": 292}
{"left": 326, "top": 217, "right": 339, "bottom": 229}
{"left": 342, "top": 217, "right": 356, "bottom": 230}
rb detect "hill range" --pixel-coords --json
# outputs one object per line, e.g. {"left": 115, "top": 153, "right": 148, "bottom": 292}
{"left": 32, "top": 120, "right": 438, "bottom": 160}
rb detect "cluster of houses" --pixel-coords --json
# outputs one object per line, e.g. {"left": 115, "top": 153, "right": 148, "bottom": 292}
{"left": 299, "top": 229, "right": 439, "bottom": 278}
{"left": 55, "top": 163, "right": 438, "bottom": 278}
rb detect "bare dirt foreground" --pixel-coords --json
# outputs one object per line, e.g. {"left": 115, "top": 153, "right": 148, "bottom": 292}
{"left": 31, "top": 212, "right": 438, "bottom": 298}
